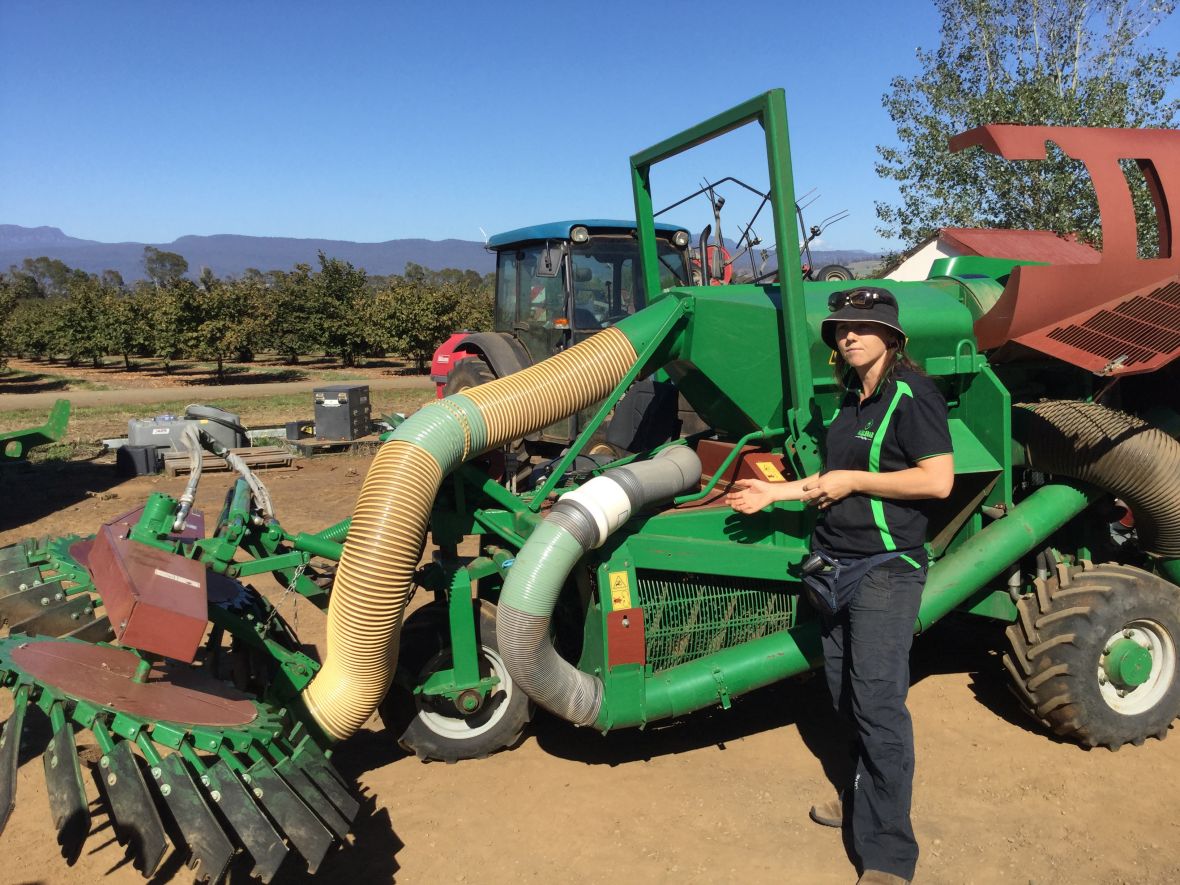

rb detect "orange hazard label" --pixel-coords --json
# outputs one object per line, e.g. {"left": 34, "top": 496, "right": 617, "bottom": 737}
{"left": 609, "top": 571, "right": 632, "bottom": 609}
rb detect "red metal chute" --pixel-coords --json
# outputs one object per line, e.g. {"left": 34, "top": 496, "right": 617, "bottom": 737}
{"left": 950, "top": 125, "right": 1180, "bottom": 375}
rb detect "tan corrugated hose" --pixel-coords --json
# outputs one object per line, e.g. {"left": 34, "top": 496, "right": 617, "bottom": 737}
{"left": 462, "top": 328, "right": 636, "bottom": 444}
{"left": 303, "top": 328, "right": 638, "bottom": 740}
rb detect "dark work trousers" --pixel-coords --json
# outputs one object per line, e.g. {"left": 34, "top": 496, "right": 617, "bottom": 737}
{"left": 819, "top": 560, "right": 925, "bottom": 880}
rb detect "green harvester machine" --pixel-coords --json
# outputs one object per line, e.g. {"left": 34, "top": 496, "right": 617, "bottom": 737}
{"left": 3, "top": 90, "right": 1180, "bottom": 881}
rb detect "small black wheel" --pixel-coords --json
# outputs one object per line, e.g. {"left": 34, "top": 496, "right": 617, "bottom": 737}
{"left": 1003, "top": 562, "right": 1180, "bottom": 749}
{"left": 381, "top": 601, "right": 532, "bottom": 762}
{"left": 442, "top": 355, "right": 496, "bottom": 396}
{"left": 812, "top": 264, "right": 854, "bottom": 282}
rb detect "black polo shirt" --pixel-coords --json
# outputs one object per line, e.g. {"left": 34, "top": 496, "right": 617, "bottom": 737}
{"left": 811, "top": 368, "right": 952, "bottom": 563}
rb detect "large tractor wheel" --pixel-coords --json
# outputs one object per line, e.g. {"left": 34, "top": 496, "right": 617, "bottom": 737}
{"left": 381, "top": 601, "right": 532, "bottom": 762}
{"left": 442, "top": 355, "right": 496, "bottom": 395}
{"left": 1003, "top": 562, "right": 1180, "bottom": 749}
{"left": 811, "top": 264, "right": 854, "bottom": 282}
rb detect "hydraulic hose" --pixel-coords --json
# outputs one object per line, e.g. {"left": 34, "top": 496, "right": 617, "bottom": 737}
{"left": 172, "top": 424, "right": 203, "bottom": 533}
{"left": 1016, "top": 401, "right": 1180, "bottom": 557}
{"left": 301, "top": 312, "right": 679, "bottom": 740}
{"left": 495, "top": 445, "right": 702, "bottom": 725}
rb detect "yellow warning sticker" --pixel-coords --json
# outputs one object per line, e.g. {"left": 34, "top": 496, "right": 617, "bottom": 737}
{"left": 609, "top": 571, "right": 632, "bottom": 610}
{"left": 755, "top": 461, "right": 785, "bottom": 482}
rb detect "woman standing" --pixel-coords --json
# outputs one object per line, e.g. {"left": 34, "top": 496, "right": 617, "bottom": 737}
{"left": 727, "top": 286, "right": 953, "bottom": 885}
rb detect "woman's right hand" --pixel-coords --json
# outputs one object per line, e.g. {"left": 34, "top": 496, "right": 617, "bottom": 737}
{"left": 725, "top": 478, "right": 776, "bottom": 514}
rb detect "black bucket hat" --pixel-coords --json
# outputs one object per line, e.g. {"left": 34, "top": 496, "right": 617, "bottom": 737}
{"left": 820, "top": 286, "right": 907, "bottom": 351}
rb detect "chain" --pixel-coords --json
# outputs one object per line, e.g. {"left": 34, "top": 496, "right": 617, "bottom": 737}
{"left": 263, "top": 562, "right": 306, "bottom": 633}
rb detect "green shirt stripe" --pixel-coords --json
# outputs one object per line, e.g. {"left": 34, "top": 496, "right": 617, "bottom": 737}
{"left": 867, "top": 380, "right": 913, "bottom": 551}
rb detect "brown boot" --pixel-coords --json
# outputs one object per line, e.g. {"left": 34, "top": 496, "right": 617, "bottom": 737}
{"left": 808, "top": 795, "right": 843, "bottom": 827}
{"left": 856, "top": 871, "right": 910, "bottom": 884}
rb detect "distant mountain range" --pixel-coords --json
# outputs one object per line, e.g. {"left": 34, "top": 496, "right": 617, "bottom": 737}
{"left": 0, "top": 225, "right": 496, "bottom": 280}
{"left": 0, "top": 224, "right": 880, "bottom": 282}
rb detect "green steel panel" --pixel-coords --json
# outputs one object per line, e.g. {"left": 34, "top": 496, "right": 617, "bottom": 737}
{"left": 947, "top": 419, "right": 1002, "bottom": 474}
{"left": 957, "top": 364, "right": 1013, "bottom": 506}
{"left": 962, "top": 588, "right": 1019, "bottom": 621}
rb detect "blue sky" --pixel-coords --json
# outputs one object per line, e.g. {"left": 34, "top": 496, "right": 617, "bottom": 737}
{"left": 1, "top": 1, "right": 1178, "bottom": 254}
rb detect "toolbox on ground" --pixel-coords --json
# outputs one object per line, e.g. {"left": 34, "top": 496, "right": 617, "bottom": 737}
{"left": 314, "top": 385, "right": 371, "bottom": 440}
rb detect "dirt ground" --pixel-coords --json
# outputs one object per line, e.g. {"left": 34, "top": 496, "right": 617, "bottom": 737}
{"left": 1, "top": 454, "right": 1179, "bottom": 884}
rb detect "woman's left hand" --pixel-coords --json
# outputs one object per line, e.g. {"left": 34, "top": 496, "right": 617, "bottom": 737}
{"left": 801, "top": 471, "right": 859, "bottom": 509}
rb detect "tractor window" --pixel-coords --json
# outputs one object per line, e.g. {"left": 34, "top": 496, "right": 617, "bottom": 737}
{"left": 507, "top": 244, "right": 566, "bottom": 327}
{"left": 569, "top": 236, "right": 688, "bottom": 327}
{"left": 494, "top": 251, "right": 518, "bottom": 329}
{"left": 655, "top": 239, "right": 689, "bottom": 291}
{"left": 496, "top": 246, "right": 567, "bottom": 328}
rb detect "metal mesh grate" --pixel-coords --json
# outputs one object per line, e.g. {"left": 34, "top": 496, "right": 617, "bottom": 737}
{"left": 636, "top": 570, "right": 795, "bottom": 673}
{"left": 1044, "top": 280, "right": 1180, "bottom": 371}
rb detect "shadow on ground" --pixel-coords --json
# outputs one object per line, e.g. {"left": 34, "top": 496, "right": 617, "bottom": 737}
{"left": 0, "top": 372, "right": 74, "bottom": 395}
{"left": 0, "top": 457, "right": 124, "bottom": 533}
{"left": 912, "top": 612, "right": 1050, "bottom": 741}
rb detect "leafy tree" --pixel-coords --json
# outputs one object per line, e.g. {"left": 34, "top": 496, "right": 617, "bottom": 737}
{"left": 101, "top": 269, "right": 125, "bottom": 291}
{"left": 0, "top": 278, "right": 17, "bottom": 368}
{"left": 314, "top": 253, "right": 371, "bottom": 367}
{"left": 198, "top": 266, "right": 218, "bottom": 291}
{"left": 369, "top": 279, "right": 449, "bottom": 371}
{"left": 60, "top": 274, "right": 109, "bottom": 367}
{"left": 187, "top": 276, "right": 260, "bottom": 383}
{"left": 140, "top": 278, "right": 199, "bottom": 373}
{"left": 260, "top": 264, "right": 319, "bottom": 364}
{"left": 451, "top": 283, "right": 494, "bottom": 332}
{"left": 371, "top": 272, "right": 494, "bottom": 371}
{"left": 875, "top": 0, "right": 1180, "bottom": 251}
{"left": 103, "top": 289, "right": 145, "bottom": 369}
{"left": 5, "top": 268, "right": 44, "bottom": 300}
{"left": 143, "top": 246, "right": 190, "bottom": 286}
{"left": 5, "top": 299, "right": 59, "bottom": 359}
{"left": 15, "top": 256, "right": 73, "bottom": 297}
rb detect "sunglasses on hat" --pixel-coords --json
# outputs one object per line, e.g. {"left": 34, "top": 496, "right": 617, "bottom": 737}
{"left": 827, "top": 288, "right": 897, "bottom": 311}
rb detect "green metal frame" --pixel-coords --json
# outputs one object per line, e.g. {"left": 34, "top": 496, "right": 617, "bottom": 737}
{"left": 630, "top": 89, "right": 818, "bottom": 478}
{"left": 0, "top": 399, "right": 70, "bottom": 461}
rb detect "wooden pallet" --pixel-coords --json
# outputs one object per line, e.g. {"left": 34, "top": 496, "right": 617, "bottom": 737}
{"left": 163, "top": 445, "right": 295, "bottom": 477}
{"left": 291, "top": 434, "right": 383, "bottom": 456}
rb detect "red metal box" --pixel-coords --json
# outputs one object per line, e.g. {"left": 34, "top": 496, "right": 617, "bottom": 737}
{"left": 87, "top": 525, "right": 208, "bottom": 663}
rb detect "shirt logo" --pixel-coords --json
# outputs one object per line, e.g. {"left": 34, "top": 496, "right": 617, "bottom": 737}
{"left": 856, "top": 419, "right": 875, "bottom": 441}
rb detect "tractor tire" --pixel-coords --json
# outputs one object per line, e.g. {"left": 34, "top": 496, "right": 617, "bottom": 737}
{"left": 442, "top": 355, "right": 496, "bottom": 396}
{"left": 812, "top": 264, "right": 854, "bottom": 282}
{"left": 1002, "top": 561, "right": 1180, "bottom": 749}
{"left": 381, "top": 601, "right": 532, "bottom": 763}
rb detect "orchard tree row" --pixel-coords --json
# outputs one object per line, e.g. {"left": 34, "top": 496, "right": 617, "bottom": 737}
{"left": 0, "top": 250, "right": 493, "bottom": 381}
